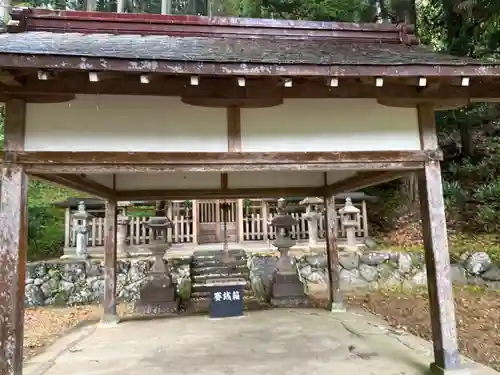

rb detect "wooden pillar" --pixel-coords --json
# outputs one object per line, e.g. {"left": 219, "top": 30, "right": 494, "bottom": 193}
{"left": 102, "top": 200, "right": 119, "bottom": 323}
{"left": 418, "top": 104, "right": 460, "bottom": 373}
{"left": 64, "top": 207, "right": 71, "bottom": 248}
{"left": 324, "top": 195, "right": 345, "bottom": 312}
{"left": 0, "top": 167, "right": 28, "bottom": 375}
{"left": 237, "top": 198, "right": 244, "bottom": 243}
{"left": 167, "top": 202, "right": 173, "bottom": 243}
{"left": 1, "top": 98, "right": 28, "bottom": 375}
{"left": 192, "top": 200, "right": 199, "bottom": 244}
{"left": 362, "top": 200, "right": 369, "bottom": 238}
{"left": 261, "top": 200, "right": 269, "bottom": 242}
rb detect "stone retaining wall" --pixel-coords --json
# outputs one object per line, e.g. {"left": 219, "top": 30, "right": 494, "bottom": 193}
{"left": 25, "top": 251, "right": 500, "bottom": 307}
{"left": 25, "top": 257, "right": 191, "bottom": 307}
{"left": 248, "top": 251, "right": 500, "bottom": 300}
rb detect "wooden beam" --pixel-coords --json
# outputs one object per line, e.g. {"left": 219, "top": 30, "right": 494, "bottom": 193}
{"left": 7, "top": 75, "right": 500, "bottom": 100}
{"left": 4, "top": 99, "right": 26, "bottom": 151}
{"left": 220, "top": 173, "right": 228, "bottom": 189}
{"left": 117, "top": 187, "right": 323, "bottom": 200}
{"left": 0, "top": 166, "right": 28, "bottom": 375}
{"left": 102, "top": 199, "right": 119, "bottom": 323}
{"left": 30, "top": 173, "right": 115, "bottom": 199}
{"left": 417, "top": 104, "right": 461, "bottom": 373}
{"left": 4, "top": 151, "right": 434, "bottom": 174}
{"left": 227, "top": 106, "right": 241, "bottom": 152}
{"left": 325, "top": 170, "right": 411, "bottom": 195}
{"left": 0, "top": 71, "right": 22, "bottom": 87}
{"left": 324, "top": 194, "right": 344, "bottom": 312}
{"left": 2, "top": 52, "right": 499, "bottom": 78}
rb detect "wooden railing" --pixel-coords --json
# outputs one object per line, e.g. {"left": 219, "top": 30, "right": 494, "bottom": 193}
{"left": 69, "top": 215, "right": 194, "bottom": 247}
{"left": 67, "top": 199, "right": 368, "bottom": 247}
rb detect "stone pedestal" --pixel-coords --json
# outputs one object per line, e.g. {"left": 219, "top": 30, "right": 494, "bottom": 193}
{"left": 72, "top": 201, "right": 92, "bottom": 260}
{"left": 338, "top": 197, "right": 360, "bottom": 252}
{"left": 134, "top": 201, "right": 180, "bottom": 315}
{"left": 134, "top": 246, "right": 180, "bottom": 315}
{"left": 270, "top": 198, "right": 310, "bottom": 307}
{"left": 116, "top": 214, "right": 130, "bottom": 258}
{"left": 300, "top": 197, "right": 323, "bottom": 249}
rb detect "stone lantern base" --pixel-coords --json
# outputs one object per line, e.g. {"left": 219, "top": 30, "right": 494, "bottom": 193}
{"left": 270, "top": 273, "right": 310, "bottom": 307}
{"left": 134, "top": 247, "right": 180, "bottom": 315}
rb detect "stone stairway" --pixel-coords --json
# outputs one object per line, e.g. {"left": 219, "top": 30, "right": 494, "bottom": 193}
{"left": 188, "top": 249, "right": 262, "bottom": 312}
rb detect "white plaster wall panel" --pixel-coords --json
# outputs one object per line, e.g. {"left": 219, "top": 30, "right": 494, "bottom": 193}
{"left": 228, "top": 171, "right": 325, "bottom": 189}
{"left": 326, "top": 170, "right": 357, "bottom": 185}
{"left": 115, "top": 172, "right": 222, "bottom": 190}
{"left": 240, "top": 99, "right": 420, "bottom": 152}
{"left": 25, "top": 95, "right": 227, "bottom": 152}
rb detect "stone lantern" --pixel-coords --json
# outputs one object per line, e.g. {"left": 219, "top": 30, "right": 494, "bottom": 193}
{"left": 338, "top": 197, "right": 360, "bottom": 251}
{"left": 270, "top": 198, "right": 309, "bottom": 306}
{"left": 116, "top": 201, "right": 131, "bottom": 258}
{"left": 135, "top": 200, "right": 179, "bottom": 315}
{"left": 72, "top": 201, "right": 93, "bottom": 260}
{"left": 299, "top": 197, "right": 323, "bottom": 249}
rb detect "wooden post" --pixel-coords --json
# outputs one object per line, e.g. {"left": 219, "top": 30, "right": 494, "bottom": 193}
{"left": 362, "top": 199, "right": 369, "bottom": 238}
{"left": 418, "top": 104, "right": 460, "bottom": 374}
{"left": 237, "top": 198, "right": 244, "bottom": 243}
{"left": 1, "top": 98, "right": 28, "bottom": 375}
{"left": 102, "top": 200, "right": 119, "bottom": 323}
{"left": 64, "top": 207, "right": 71, "bottom": 248}
{"left": 262, "top": 200, "right": 269, "bottom": 242}
{"left": 0, "top": 167, "right": 28, "bottom": 375}
{"left": 324, "top": 194, "right": 345, "bottom": 312}
{"left": 167, "top": 202, "right": 173, "bottom": 243}
{"left": 192, "top": 199, "right": 199, "bottom": 244}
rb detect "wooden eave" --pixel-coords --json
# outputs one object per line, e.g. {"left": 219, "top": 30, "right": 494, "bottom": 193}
{"left": 1, "top": 9, "right": 500, "bottom": 104}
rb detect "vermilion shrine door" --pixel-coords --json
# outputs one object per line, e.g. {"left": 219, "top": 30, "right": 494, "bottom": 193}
{"left": 197, "top": 200, "right": 237, "bottom": 244}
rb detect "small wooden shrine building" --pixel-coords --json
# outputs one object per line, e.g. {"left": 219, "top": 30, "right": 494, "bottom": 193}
{"left": 55, "top": 194, "right": 375, "bottom": 254}
{"left": 2, "top": 8, "right": 500, "bottom": 375}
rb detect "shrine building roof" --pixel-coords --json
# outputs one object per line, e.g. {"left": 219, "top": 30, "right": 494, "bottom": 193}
{"left": 1, "top": 8, "right": 500, "bottom": 77}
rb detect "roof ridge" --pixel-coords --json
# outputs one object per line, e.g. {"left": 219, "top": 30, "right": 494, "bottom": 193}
{"left": 8, "top": 8, "right": 417, "bottom": 44}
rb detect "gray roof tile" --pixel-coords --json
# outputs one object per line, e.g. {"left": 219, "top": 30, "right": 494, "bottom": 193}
{"left": 0, "top": 31, "right": 493, "bottom": 66}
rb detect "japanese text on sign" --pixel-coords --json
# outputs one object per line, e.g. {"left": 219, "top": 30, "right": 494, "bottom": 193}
{"left": 213, "top": 290, "right": 241, "bottom": 302}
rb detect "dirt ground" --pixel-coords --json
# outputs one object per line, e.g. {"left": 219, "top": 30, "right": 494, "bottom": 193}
{"left": 346, "top": 287, "right": 500, "bottom": 372}
{"left": 23, "top": 288, "right": 500, "bottom": 372}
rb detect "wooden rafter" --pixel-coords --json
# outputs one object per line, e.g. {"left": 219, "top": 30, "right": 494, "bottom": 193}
{"left": 117, "top": 187, "right": 323, "bottom": 200}
{"left": 31, "top": 173, "right": 115, "bottom": 199}
{"left": 324, "top": 170, "right": 410, "bottom": 195}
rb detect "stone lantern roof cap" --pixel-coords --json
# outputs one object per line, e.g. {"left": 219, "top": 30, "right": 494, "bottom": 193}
{"left": 271, "top": 215, "right": 298, "bottom": 227}
{"left": 144, "top": 216, "right": 174, "bottom": 229}
{"left": 299, "top": 197, "right": 324, "bottom": 206}
{"left": 72, "top": 201, "right": 93, "bottom": 219}
{"left": 338, "top": 197, "right": 360, "bottom": 214}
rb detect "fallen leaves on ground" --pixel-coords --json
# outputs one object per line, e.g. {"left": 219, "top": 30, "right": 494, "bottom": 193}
{"left": 346, "top": 288, "right": 500, "bottom": 371}
{"left": 23, "top": 303, "right": 134, "bottom": 359}
{"left": 24, "top": 305, "right": 100, "bottom": 359}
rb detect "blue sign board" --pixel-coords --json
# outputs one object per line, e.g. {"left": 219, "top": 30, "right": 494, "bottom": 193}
{"left": 209, "top": 284, "right": 245, "bottom": 319}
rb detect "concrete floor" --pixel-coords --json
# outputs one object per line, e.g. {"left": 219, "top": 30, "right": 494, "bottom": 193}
{"left": 24, "top": 309, "right": 499, "bottom": 375}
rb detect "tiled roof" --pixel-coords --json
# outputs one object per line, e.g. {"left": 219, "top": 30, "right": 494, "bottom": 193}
{"left": 0, "top": 31, "right": 491, "bottom": 66}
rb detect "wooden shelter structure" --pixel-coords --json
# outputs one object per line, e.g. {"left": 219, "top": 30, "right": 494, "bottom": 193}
{"left": 1, "top": 8, "right": 500, "bottom": 375}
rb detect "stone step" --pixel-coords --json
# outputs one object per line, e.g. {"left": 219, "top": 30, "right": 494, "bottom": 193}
{"left": 193, "top": 249, "right": 247, "bottom": 258}
{"left": 191, "top": 265, "right": 248, "bottom": 275}
{"left": 192, "top": 272, "right": 249, "bottom": 282}
{"left": 192, "top": 282, "right": 251, "bottom": 296}
{"left": 191, "top": 259, "right": 247, "bottom": 269}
